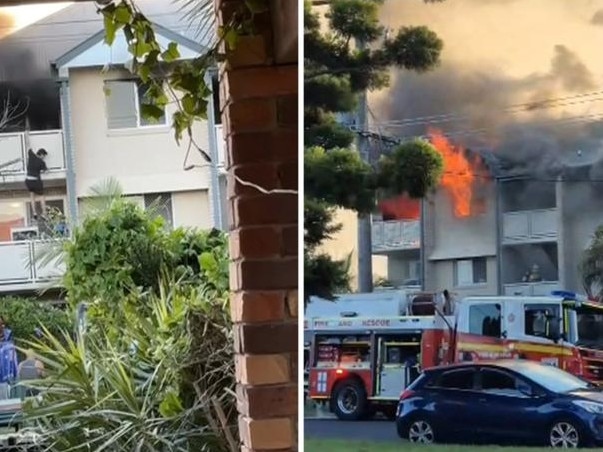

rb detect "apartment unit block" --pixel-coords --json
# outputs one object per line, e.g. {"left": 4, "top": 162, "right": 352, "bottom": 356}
{"left": 0, "top": 2, "right": 226, "bottom": 295}
{"left": 373, "top": 152, "right": 603, "bottom": 298}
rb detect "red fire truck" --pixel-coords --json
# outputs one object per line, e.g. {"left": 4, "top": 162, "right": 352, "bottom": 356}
{"left": 306, "top": 290, "right": 603, "bottom": 420}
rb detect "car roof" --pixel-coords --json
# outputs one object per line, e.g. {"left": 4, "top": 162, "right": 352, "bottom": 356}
{"left": 424, "top": 359, "right": 541, "bottom": 374}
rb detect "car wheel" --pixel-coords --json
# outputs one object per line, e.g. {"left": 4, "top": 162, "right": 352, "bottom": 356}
{"left": 407, "top": 418, "right": 436, "bottom": 444}
{"left": 331, "top": 379, "right": 368, "bottom": 421}
{"left": 549, "top": 420, "right": 582, "bottom": 448}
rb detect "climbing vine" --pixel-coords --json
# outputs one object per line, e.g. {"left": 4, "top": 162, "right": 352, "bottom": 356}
{"left": 99, "top": 0, "right": 268, "bottom": 152}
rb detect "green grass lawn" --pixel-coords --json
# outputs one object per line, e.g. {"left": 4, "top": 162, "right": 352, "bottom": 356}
{"left": 304, "top": 439, "right": 554, "bottom": 452}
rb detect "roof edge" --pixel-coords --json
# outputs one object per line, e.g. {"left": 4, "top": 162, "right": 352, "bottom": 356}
{"left": 53, "top": 21, "right": 208, "bottom": 69}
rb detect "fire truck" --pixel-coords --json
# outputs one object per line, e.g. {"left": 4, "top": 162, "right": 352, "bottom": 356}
{"left": 305, "top": 290, "right": 603, "bottom": 420}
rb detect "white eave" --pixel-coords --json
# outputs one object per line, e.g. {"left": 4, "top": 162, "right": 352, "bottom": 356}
{"left": 53, "top": 22, "right": 206, "bottom": 77}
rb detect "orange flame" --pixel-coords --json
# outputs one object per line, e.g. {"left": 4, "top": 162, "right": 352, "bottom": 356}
{"left": 379, "top": 195, "right": 421, "bottom": 221}
{"left": 428, "top": 128, "right": 486, "bottom": 218}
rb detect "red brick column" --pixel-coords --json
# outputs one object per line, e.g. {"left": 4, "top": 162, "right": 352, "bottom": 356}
{"left": 215, "top": 1, "right": 298, "bottom": 450}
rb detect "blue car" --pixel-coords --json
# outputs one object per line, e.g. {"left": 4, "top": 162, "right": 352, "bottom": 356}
{"left": 395, "top": 360, "right": 603, "bottom": 448}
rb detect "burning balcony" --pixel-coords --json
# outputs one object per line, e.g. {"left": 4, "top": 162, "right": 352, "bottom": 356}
{"left": 0, "top": 130, "right": 66, "bottom": 189}
{"left": 372, "top": 219, "right": 421, "bottom": 252}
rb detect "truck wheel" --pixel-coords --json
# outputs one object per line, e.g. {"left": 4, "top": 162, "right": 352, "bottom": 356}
{"left": 331, "top": 379, "right": 368, "bottom": 420}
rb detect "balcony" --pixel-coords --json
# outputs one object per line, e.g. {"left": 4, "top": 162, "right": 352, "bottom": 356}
{"left": 503, "top": 281, "right": 560, "bottom": 296}
{"left": 0, "top": 130, "right": 66, "bottom": 188}
{"left": 502, "top": 208, "right": 558, "bottom": 244}
{"left": 0, "top": 240, "right": 65, "bottom": 292}
{"left": 372, "top": 219, "right": 420, "bottom": 253}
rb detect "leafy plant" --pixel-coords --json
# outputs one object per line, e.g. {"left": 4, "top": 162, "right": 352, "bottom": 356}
{"left": 24, "top": 282, "right": 235, "bottom": 452}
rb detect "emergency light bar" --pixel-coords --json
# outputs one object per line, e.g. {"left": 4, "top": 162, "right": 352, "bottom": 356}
{"left": 551, "top": 290, "right": 588, "bottom": 302}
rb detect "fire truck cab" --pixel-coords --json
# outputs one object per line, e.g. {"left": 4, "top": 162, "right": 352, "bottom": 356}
{"left": 448, "top": 291, "right": 603, "bottom": 382}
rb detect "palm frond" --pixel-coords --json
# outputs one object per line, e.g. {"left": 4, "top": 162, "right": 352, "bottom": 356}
{"left": 175, "top": 0, "right": 217, "bottom": 44}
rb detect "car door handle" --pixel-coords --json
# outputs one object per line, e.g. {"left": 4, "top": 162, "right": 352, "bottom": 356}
{"left": 478, "top": 398, "right": 488, "bottom": 403}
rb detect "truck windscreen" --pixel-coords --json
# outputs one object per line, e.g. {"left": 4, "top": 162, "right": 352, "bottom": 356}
{"left": 576, "top": 309, "right": 603, "bottom": 349}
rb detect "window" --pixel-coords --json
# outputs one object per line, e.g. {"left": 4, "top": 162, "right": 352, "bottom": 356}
{"left": 479, "top": 369, "right": 531, "bottom": 397}
{"left": 525, "top": 304, "right": 560, "bottom": 338}
{"left": 144, "top": 193, "right": 173, "bottom": 229}
{"left": 480, "top": 369, "right": 516, "bottom": 390}
{"left": 469, "top": 303, "right": 502, "bottom": 337}
{"left": 455, "top": 258, "right": 487, "bottom": 286}
{"left": 105, "top": 80, "right": 167, "bottom": 129}
{"left": 433, "top": 369, "right": 475, "bottom": 390}
{"left": 0, "top": 200, "right": 26, "bottom": 242}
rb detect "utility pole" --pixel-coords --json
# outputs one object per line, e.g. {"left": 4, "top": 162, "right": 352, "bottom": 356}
{"left": 356, "top": 39, "right": 373, "bottom": 293}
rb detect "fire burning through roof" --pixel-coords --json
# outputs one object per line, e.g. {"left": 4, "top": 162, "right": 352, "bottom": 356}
{"left": 428, "top": 128, "right": 488, "bottom": 218}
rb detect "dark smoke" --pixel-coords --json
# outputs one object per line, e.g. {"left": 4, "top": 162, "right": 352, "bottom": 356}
{"left": 550, "top": 45, "right": 595, "bottom": 91}
{"left": 0, "top": 15, "right": 60, "bottom": 131}
{"left": 378, "top": 45, "right": 603, "bottom": 180}
{"left": 591, "top": 9, "right": 603, "bottom": 25}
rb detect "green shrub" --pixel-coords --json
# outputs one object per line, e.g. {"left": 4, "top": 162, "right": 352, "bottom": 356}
{"left": 26, "top": 283, "right": 235, "bottom": 452}
{"left": 0, "top": 296, "right": 72, "bottom": 344}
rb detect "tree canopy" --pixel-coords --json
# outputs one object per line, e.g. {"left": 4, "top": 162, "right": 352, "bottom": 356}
{"left": 304, "top": 0, "right": 445, "bottom": 304}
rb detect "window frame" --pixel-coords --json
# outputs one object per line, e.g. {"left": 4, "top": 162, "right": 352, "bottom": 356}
{"left": 468, "top": 303, "right": 502, "bottom": 337}
{"left": 426, "top": 368, "right": 478, "bottom": 391}
{"left": 477, "top": 367, "right": 536, "bottom": 398}
{"left": 104, "top": 79, "right": 169, "bottom": 131}
{"left": 454, "top": 257, "right": 488, "bottom": 287}
{"left": 524, "top": 303, "right": 560, "bottom": 339}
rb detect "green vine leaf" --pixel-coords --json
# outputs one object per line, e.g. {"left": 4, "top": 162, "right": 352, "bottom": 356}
{"left": 161, "top": 42, "right": 180, "bottom": 63}
{"left": 114, "top": 4, "right": 133, "bottom": 25}
{"left": 140, "top": 103, "right": 165, "bottom": 122}
{"left": 103, "top": 15, "right": 117, "bottom": 45}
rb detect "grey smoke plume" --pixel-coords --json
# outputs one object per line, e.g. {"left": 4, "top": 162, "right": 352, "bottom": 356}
{"left": 378, "top": 44, "right": 603, "bottom": 180}
{"left": 591, "top": 9, "right": 603, "bottom": 25}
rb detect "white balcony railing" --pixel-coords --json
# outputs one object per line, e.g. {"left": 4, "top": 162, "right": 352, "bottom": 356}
{"left": 502, "top": 208, "right": 558, "bottom": 244}
{"left": 372, "top": 219, "right": 420, "bottom": 252}
{"left": 503, "top": 281, "right": 560, "bottom": 296}
{"left": 0, "top": 240, "right": 65, "bottom": 290}
{"left": 0, "top": 130, "right": 66, "bottom": 180}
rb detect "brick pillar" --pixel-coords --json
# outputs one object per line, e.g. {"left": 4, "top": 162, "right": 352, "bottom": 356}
{"left": 215, "top": 1, "right": 298, "bottom": 451}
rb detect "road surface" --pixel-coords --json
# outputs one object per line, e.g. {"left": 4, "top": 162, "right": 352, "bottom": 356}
{"left": 304, "top": 419, "right": 399, "bottom": 443}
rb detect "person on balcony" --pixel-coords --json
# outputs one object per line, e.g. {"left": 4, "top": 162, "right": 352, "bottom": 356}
{"left": 25, "top": 148, "right": 48, "bottom": 220}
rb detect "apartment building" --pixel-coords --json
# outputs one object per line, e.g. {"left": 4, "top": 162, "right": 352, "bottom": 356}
{"left": 0, "top": 2, "right": 226, "bottom": 295}
{"left": 373, "top": 151, "right": 603, "bottom": 298}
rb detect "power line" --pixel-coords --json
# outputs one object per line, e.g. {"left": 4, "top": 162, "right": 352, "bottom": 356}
{"left": 371, "top": 94, "right": 603, "bottom": 129}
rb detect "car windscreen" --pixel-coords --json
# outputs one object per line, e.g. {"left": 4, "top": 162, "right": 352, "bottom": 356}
{"left": 511, "top": 363, "right": 592, "bottom": 393}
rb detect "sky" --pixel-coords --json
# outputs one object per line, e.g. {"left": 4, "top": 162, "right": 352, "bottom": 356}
{"left": 0, "top": 2, "right": 70, "bottom": 38}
